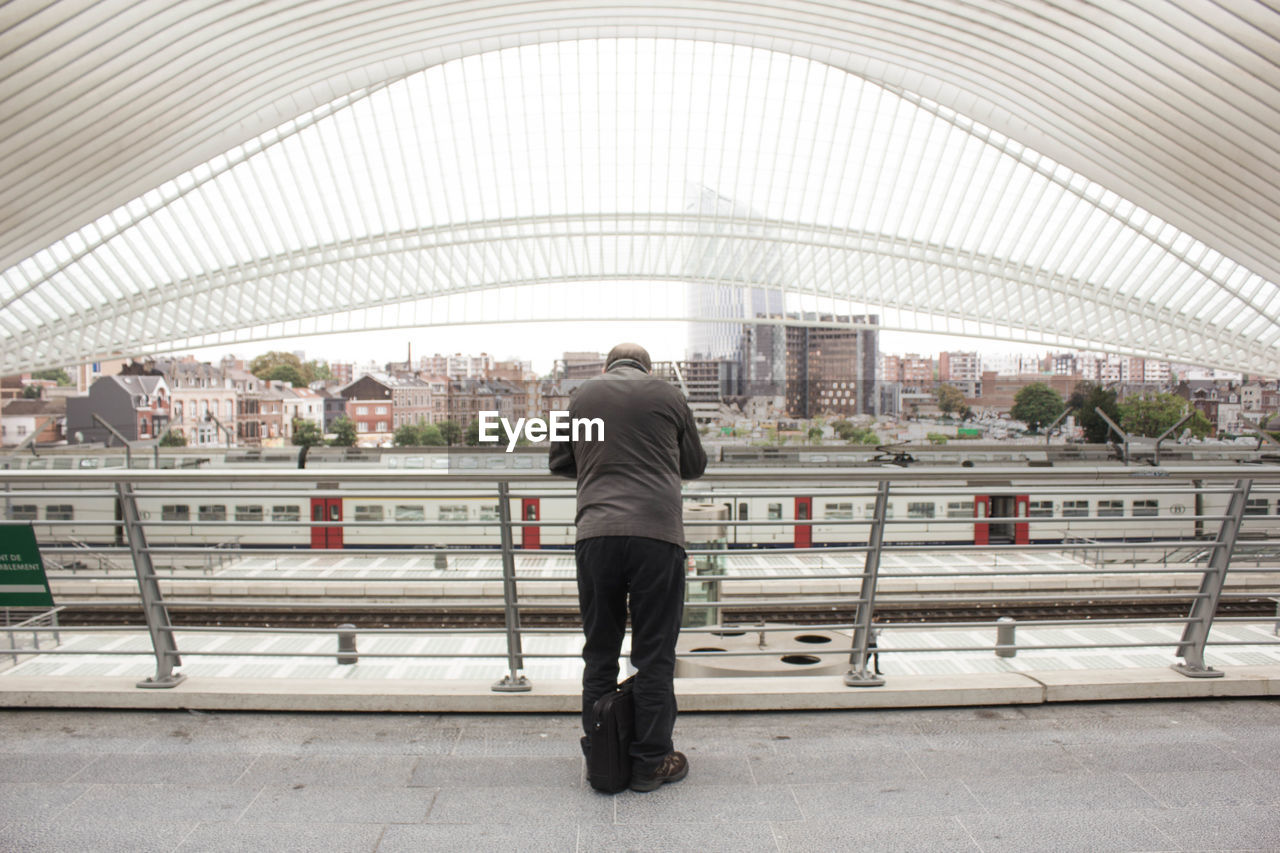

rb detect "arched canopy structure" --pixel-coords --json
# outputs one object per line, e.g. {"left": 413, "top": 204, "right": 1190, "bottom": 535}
{"left": 2, "top": 1, "right": 1278, "bottom": 375}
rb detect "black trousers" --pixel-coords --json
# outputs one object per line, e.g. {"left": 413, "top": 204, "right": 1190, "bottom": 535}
{"left": 576, "top": 535, "right": 686, "bottom": 772}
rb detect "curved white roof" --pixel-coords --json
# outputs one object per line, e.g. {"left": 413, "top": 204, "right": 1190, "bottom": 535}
{"left": 2, "top": 2, "right": 1278, "bottom": 374}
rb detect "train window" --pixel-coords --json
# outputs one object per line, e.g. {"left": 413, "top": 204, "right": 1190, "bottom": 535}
{"left": 1063, "top": 500, "right": 1089, "bottom": 517}
{"left": 52, "top": 458, "right": 72, "bottom": 469}
{"left": 738, "top": 502, "right": 748, "bottom": 520}
{"left": 273, "top": 505, "right": 300, "bottom": 522}
{"left": 25, "top": 459, "right": 46, "bottom": 469}
{"left": 1097, "top": 500, "right": 1124, "bottom": 517}
{"left": 824, "top": 503, "right": 854, "bottom": 520}
{"left": 485, "top": 457, "right": 506, "bottom": 469}
{"left": 864, "top": 502, "right": 895, "bottom": 519}
{"left": 1245, "top": 499, "right": 1269, "bottom": 516}
{"left": 513, "top": 456, "right": 534, "bottom": 469}
{"left": 130, "top": 458, "right": 152, "bottom": 468}
{"left": 439, "top": 504, "right": 469, "bottom": 521}
{"left": 9, "top": 505, "right": 37, "bottom": 520}
{"left": 354, "top": 505, "right": 384, "bottom": 522}
{"left": 458, "top": 456, "right": 479, "bottom": 469}
{"left": 156, "top": 458, "right": 176, "bottom": 469}
{"left": 199, "top": 505, "right": 227, "bottom": 521}
{"left": 796, "top": 503, "right": 810, "bottom": 521}
{"left": 431, "top": 458, "right": 450, "bottom": 469}
{"left": 45, "top": 505, "right": 74, "bottom": 521}
{"left": 103, "top": 457, "right": 125, "bottom": 468}
{"left": 947, "top": 501, "right": 974, "bottom": 518}
{"left": 386, "top": 457, "right": 399, "bottom": 469}
{"left": 395, "top": 505, "right": 425, "bottom": 522}
{"left": 479, "top": 505, "right": 501, "bottom": 521}
{"left": 78, "top": 458, "right": 100, "bottom": 468}
{"left": 767, "top": 503, "right": 783, "bottom": 520}
{"left": 525, "top": 504, "right": 539, "bottom": 520}
{"left": 907, "top": 502, "right": 936, "bottom": 519}
{"left": 404, "top": 456, "right": 425, "bottom": 469}
{"left": 1132, "top": 499, "right": 1158, "bottom": 517}
{"left": 161, "top": 505, "right": 190, "bottom": 521}
{"left": 1028, "top": 501, "right": 1054, "bottom": 518}
{"left": 235, "top": 505, "right": 264, "bottom": 522}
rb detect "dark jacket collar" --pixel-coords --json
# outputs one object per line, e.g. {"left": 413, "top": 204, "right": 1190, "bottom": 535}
{"left": 605, "top": 359, "right": 649, "bottom": 374}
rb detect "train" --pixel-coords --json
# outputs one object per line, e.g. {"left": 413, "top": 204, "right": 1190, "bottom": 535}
{"left": 4, "top": 442, "right": 1277, "bottom": 551}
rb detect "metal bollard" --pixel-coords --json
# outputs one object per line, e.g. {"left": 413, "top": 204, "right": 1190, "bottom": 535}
{"left": 996, "top": 616, "right": 1017, "bottom": 658}
{"left": 434, "top": 547, "right": 448, "bottom": 570}
{"left": 337, "top": 623, "right": 358, "bottom": 665}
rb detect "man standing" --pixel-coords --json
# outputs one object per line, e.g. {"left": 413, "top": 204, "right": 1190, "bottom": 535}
{"left": 549, "top": 342, "right": 707, "bottom": 792}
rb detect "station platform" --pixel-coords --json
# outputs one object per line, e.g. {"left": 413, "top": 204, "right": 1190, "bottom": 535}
{"left": 2, "top": 698, "right": 1278, "bottom": 851}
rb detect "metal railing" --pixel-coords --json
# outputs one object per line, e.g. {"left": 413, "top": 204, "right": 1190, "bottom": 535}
{"left": 0, "top": 465, "right": 1277, "bottom": 691}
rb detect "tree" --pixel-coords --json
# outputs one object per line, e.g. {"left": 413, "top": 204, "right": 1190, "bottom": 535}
{"left": 464, "top": 420, "right": 483, "bottom": 446}
{"left": 31, "top": 368, "right": 72, "bottom": 386}
{"left": 1120, "top": 393, "right": 1196, "bottom": 438}
{"left": 265, "top": 364, "right": 306, "bottom": 387}
{"left": 846, "top": 426, "right": 881, "bottom": 445}
{"left": 935, "top": 384, "right": 965, "bottom": 417}
{"left": 249, "top": 351, "right": 305, "bottom": 381}
{"left": 158, "top": 429, "right": 187, "bottom": 447}
{"left": 926, "top": 432, "right": 949, "bottom": 445}
{"left": 292, "top": 418, "right": 324, "bottom": 447}
{"left": 806, "top": 426, "right": 823, "bottom": 445}
{"left": 1010, "top": 382, "right": 1065, "bottom": 433}
{"left": 1069, "top": 382, "right": 1121, "bottom": 443}
{"left": 21, "top": 384, "right": 41, "bottom": 399}
{"left": 437, "top": 420, "right": 462, "bottom": 446}
{"left": 328, "top": 415, "right": 357, "bottom": 447}
{"left": 305, "top": 360, "right": 332, "bottom": 382}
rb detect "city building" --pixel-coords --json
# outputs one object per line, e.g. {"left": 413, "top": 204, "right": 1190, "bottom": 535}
{"left": 66, "top": 375, "right": 171, "bottom": 445}
{"left": 1, "top": 398, "right": 65, "bottom": 446}
{"left": 784, "top": 316, "right": 878, "bottom": 419}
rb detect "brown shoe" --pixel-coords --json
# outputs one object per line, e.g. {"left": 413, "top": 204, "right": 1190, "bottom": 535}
{"left": 629, "top": 751, "right": 688, "bottom": 792}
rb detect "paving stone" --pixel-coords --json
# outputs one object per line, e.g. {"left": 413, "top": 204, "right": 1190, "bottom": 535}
{"left": 960, "top": 770, "right": 1162, "bottom": 812}
{"left": 426, "top": 785, "right": 616, "bottom": 825}
{"left": 773, "top": 814, "right": 981, "bottom": 852}
{"left": 410, "top": 755, "right": 583, "bottom": 788}
{"left": 71, "top": 753, "right": 257, "bottom": 785}
{"left": 242, "top": 754, "right": 420, "bottom": 787}
{"left": 580, "top": 820, "right": 780, "bottom": 852}
{"left": 1064, "top": 740, "right": 1250, "bottom": 774}
{"left": 240, "top": 785, "right": 435, "bottom": 824}
{"left": 1142, "top": 804, "right": 1280, "bottom": 851}
{"left": 957, "top": 808, "right": 1180, "bottom": 853}
{"left": 0, "top": 782, "right": 89, "bottom": 823}
{"left": 1127, "top": 768, "right": 1280, "bottom": 808}
{"left": 747, "top": 749, "right": 925, "bottom": 785}
{"left": 615, "top": 783, "right": 803, "bottom": 824}
{"left": 0, "top": 753, "right": 95, "bottom": 783}
{"left": 0, "top": 817, "right": 199, "bottom": 853}
{"left": 790, "top": 778, "right": 984, "bottom": 821}
{"left": 58, "top": 784, "right": 260, "bottom": 824}
{"left": 377, "top": 822, "right": 579, "bottom": 852}
{"left": 176, "top": 821, "right": 384, "bottom": 853}
{"left": 906, "top": 743, "right": 1088, "bottom": 780}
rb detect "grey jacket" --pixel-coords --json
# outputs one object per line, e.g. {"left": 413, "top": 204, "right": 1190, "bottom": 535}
{"left": 548, "top": 362, "right": 707, "bottom": 547}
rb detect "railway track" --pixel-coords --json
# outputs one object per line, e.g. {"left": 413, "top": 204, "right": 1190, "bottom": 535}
{"left": 53, "top": 598, "right": 1278, "bottom": 630}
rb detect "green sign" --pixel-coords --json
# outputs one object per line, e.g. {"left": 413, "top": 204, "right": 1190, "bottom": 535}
{"left": 0, "top": 523, "right": 55, "bottom": 607}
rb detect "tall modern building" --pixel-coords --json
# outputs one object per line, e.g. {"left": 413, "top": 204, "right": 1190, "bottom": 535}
{"left": 784, "top": 315, "right": 879, "bottom": 419}
{"left": 685, "top": 187, "right": 786, "bottom": 388}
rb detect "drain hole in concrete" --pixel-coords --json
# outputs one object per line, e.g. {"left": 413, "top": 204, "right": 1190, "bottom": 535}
{"left": 781, "top": 654, "right": 822, "bottom": 665}
{"left": 689, "top": 647, "right": 727, "bottom": 653}
{"left": 794, "top": 634, "right": 832, "bottom": 644}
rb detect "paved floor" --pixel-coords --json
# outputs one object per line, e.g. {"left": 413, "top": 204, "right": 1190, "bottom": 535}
{"left": 2, "top": 698, "right": 1278, "bottom": 852}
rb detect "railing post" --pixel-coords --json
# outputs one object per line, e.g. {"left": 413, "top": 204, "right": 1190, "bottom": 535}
{"left": 1171, "top": 478, "right": 1251, "bottom": 678}
{"left": 116, "top": 481, "right": 186, "bottom": 688}
{"left": 845, "top": 479, "right": 889, "bottom": 686}
{"left": 491, "top": 480, "right": 531, "bottom": 692}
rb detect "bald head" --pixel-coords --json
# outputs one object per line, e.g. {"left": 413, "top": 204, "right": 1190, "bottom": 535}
{"left": 605, "top": 342, "right": 651, "bottom": 373}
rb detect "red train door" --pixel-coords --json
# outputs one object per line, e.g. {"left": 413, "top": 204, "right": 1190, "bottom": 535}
{"left": 794, "top": 496, "right": 812, "bottom": 548}
{"left": 973, "top": 495, "right": 990, "bottom": 545}
{"left": 309, "top": 497, "right": 343, "bottom": 548}
{"left": 521, "top": 498, "right": 540, "bottom": 549}
{"left": 1014, "top": 494, "right": 1030, "bottom": 545}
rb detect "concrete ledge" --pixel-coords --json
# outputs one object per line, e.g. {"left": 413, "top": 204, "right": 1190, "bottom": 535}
{"left": 1, "top": 667, "right": 1276, "bottom": 712}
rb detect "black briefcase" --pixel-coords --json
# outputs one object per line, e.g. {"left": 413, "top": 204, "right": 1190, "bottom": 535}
{"left": 586, "top": 676, "right": 635, "bottom": 793}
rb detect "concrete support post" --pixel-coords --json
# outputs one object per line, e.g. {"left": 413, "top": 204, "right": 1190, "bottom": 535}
{"left": 845, "top": 480, "right": 889, "bottom": 687}
{"left": 492, "top": 480, "right": 531, "bottom": 692}
{"left": 996, "top": 616, "right": 1017, "bottom": 657}
{"left": 116, "top": 481, "right": 186, "bottom": 688}
{"left": 1172, "top": 478, "right": 1251, "bottom": 678}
